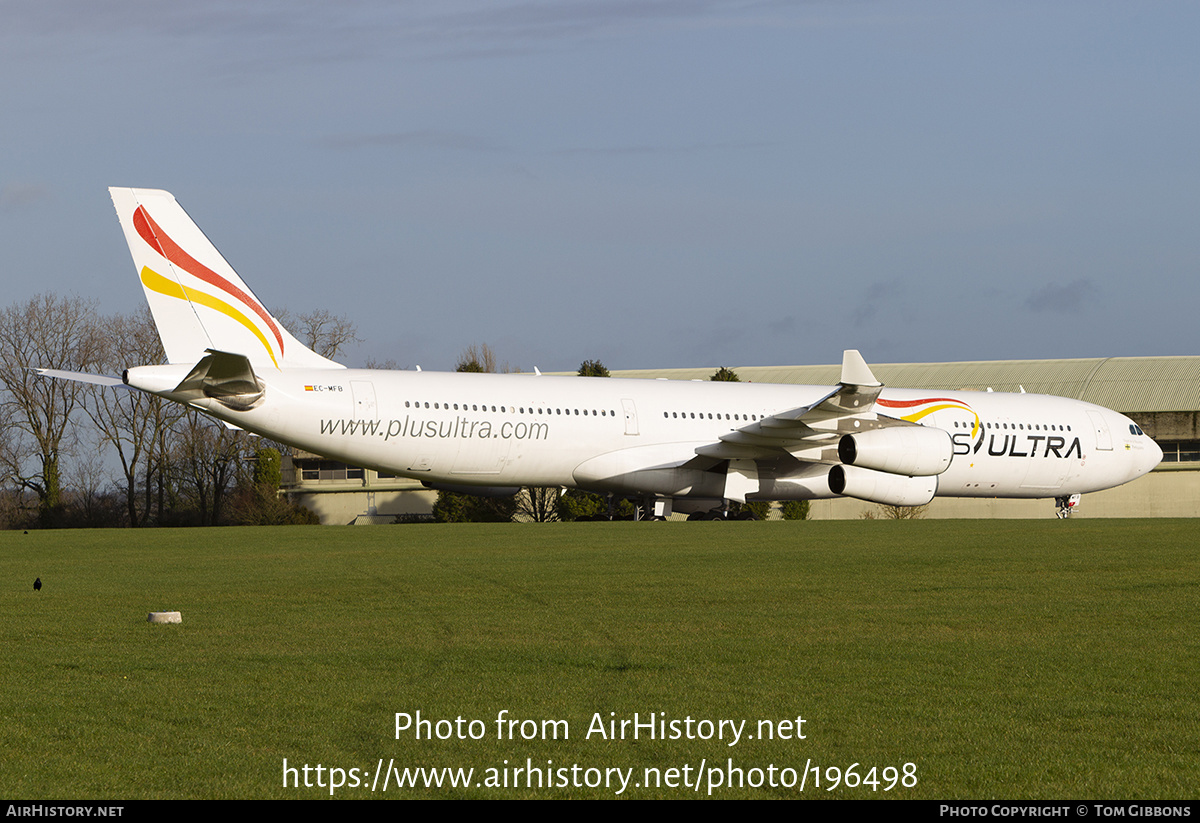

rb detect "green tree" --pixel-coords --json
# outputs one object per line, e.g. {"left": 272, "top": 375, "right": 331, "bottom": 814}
{"left": 557, "top": 488, "right": 634, "bottom": 520}
{"left": 230, "top": 447, "right": 319, "bottom": 526}
{"left": 432, "top": 489, "right": 517, "bottom": 522}
{"left": 710, "top": 367, "right": 741, "bottom": 382}
{"left": 578, "top": 360, "right": 610, "bottom": 377}
{"left": 781, "top": 500, "right": 810, "bottom": 520}
{"left": 252, "top": 447, "right": 282, "bottom": 488}
{"left": 742, "top": 500, "right": 771, "bottom": 520}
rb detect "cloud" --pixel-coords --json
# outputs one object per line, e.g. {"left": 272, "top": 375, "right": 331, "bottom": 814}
{"left": 1022, "top": 279, "right": 1097, "bottom": 314}
{"left": 428, "top": 0, "right": 758, "bottom": 43}
{"left": 0, "top": 182, "right": 52, "bottom": 211}
{"left": 552, "top": 140, "right": 774, "bottom": 157}
{"left": 322, "top": 130, "right": 507, "bottom": 152}
{"left": 852, "top": 278, "right": 905, "bottom": 326}
{"left": 767, "top": 315, "right": 796, "bottom": 335}
{"left": 2, "top": 0, "right": 809, "bottom": 72}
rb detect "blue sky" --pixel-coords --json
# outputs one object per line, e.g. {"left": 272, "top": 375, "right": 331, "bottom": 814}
{"left": 2, "top": 1, "right": 1197, "bottom": 372}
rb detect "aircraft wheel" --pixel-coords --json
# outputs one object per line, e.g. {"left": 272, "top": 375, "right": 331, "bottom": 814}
{"left": 736, "top": 511, "right": 757, "bottom": 521}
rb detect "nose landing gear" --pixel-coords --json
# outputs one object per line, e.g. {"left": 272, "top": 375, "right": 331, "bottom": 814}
{"left": 1054, "top": 493, "right": 1081, "bottom": 519}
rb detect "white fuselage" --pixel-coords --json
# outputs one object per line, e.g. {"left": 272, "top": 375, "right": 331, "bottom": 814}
{"left": 133, "top": 367, "right": 1161, "bottom": 503}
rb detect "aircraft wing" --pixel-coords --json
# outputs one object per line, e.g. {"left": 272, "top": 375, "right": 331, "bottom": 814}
{"left": 693, "top": 350, "right": 907, "bottom": 462}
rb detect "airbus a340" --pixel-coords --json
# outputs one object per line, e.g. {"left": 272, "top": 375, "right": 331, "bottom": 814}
{"left": 42, "top": 188, "right": 1162, "bottom": 519}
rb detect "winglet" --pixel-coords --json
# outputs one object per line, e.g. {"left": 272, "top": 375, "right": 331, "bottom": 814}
{"left": 840, "top": 350, "right": 881, "bottom": 387}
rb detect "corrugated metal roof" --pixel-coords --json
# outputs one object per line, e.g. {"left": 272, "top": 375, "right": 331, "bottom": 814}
{"left": 603, "top": 356, "right": 1200, "bottom": 413}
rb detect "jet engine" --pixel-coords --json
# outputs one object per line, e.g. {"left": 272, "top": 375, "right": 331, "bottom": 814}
{"left": 837, "top": 426, "right": 952, "bottom": 477}
{"left": 828, "top": 464, "right": 938, "bottom": 507}
{"left": 828, "top": 425, "right": 951, "bottom": 506}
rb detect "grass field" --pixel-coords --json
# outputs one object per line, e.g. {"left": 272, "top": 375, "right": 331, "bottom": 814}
{"left": 1, "top": 520, "right": 1197, "bottom": 799}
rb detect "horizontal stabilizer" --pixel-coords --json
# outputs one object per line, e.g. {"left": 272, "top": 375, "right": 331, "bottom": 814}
{"left": 34, "top": 369, "right": 130, "bottom": 389}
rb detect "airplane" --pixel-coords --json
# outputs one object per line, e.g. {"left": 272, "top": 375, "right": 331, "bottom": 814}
{"left": 42, "top": 187, "right": 1163, "bottom": 520}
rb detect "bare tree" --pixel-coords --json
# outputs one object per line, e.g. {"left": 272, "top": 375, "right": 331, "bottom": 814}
{"left": 861, "top": 503, "right": 929, "bottom": 520}
{"left": 68, "top": 444, "right": 117, "bottom": 527}
{"left": 275, "top": 308, "right": 359, "bottom": 360}
{"left": 171, "top": 410, "right": 251, "bottom": 526}
{"left": 84, "top": 308, "right": 180, "bottom": 526}
{"left": 363, "top": 357, "right": 401, "bottom": 370}
{"left": 516, "top": 487, "right": 561, "bottom": 522}
{"left": 456, "top": 343, "right": 520, "bottom": 373}
{"left": 143, "top": 369, "right": 188, "bottom": 525}
{"left": 456, "top": 342, "right": 497, "bottom": 373}
{"left": 0, "top": 294, "right": 102, "bottom": 525}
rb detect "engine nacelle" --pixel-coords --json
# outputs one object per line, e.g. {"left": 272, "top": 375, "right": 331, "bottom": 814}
{"left": 828, "top": 464, "right": 937, "bottom": 507}
{"left": 837, "top": 426, "right": 952, "bottom": 477}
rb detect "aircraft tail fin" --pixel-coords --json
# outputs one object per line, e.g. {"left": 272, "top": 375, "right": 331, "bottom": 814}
{"left": 109, "top": 187, "right": 344, "bottom": 371}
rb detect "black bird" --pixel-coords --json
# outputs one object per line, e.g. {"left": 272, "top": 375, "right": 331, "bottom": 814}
{"left": 33, "top": 577, "right": 41, "bottom": 592}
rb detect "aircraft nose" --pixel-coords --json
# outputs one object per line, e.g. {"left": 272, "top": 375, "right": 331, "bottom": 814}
{"left": 1115, "top": 414, "right": 1161, "bottom": 480}
{"left": 1144, "top": 436, "right": 1164, "bottom": 474}
{"left": 1123, "top": 415, "right": 1162, "bottom": 480}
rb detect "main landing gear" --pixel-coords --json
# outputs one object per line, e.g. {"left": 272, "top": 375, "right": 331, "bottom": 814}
{"left": 633, "top": 496, "right": 669, "bottom": 521}
{"left": 590, "top": 496, "right": 762, "bottom": 521}
{"left": 685, "top": 503, "right": 758, "bottom": 521}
